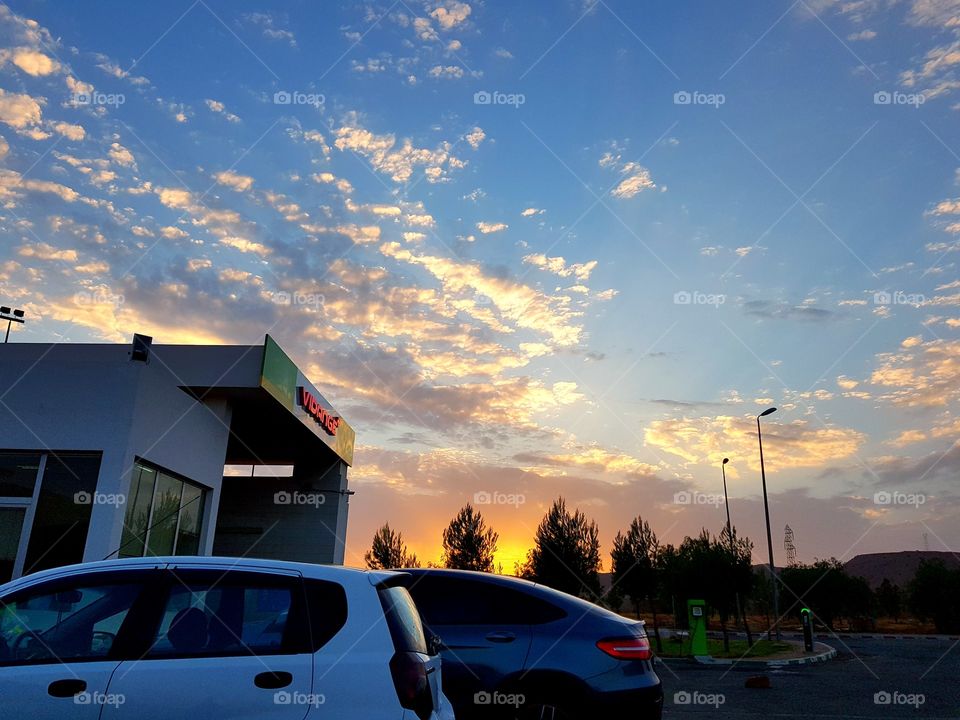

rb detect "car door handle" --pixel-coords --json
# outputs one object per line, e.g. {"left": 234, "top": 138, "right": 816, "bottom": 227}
{"left": 48, "top": 679, "right": 87, "bottom": 698}
{"left": 255, "top": 671, "right": 293, "bottom": 690}
{"left": 485, "top": 631, "right": 516, "bottom": 643}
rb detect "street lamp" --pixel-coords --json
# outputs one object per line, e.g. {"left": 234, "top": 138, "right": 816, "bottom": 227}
{"left": 721, "top": 457, "right": 732, "bottom": 542}
{"left": 722, "top": 457, "right": 751, "bottom": 644}
{"left": 0, "top": 306, "right": 25, "bottom": 343}
{"left": 757, "top": 406, "right": 780, "bottom": 641}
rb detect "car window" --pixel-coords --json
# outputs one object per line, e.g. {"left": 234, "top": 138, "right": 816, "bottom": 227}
{"left": 147, "top": 580, "right": 295, "bottom": 658}
{"left": 0, "top": 581, "right": 142, "bottom": 665}
{"left": 408, "top": 576, "right": 566, "bottom": 626}
{"left": 378, "top": 585, "right": 428, "bottom": 654}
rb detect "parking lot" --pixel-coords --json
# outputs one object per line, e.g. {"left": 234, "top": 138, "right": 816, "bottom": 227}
{"left": 660, "top": 637, "right": 960, "bottom": 718}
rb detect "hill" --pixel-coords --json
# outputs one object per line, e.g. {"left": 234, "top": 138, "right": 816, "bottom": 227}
{"left": 844, "top": 551, "right": 960, "bottom": 589}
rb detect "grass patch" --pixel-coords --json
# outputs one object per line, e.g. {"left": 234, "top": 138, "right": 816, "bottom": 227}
{"left": 655, "top": 637, "right": 794, "bottom": 659}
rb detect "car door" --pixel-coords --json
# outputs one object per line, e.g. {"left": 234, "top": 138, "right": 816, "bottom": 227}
{"left": 0, "top": 569, "right": 153, "bottom": 720}
{"left": 105, "top": 567, "right": 314, "bottom": 719}
{"left": 406, "top": 575, "right": 533, "bottom": 711}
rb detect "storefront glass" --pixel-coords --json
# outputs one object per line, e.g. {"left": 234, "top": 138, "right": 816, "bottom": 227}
{"left": 120, "top": 461, "right": 206, "bottom": 558}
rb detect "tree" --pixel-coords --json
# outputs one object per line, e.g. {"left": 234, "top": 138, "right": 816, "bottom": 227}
{"left": 442, "top": 504, "right": 499, "bottom": 572}
{"left": 520, "top": 497, "right": 602, "bottom": 598}
{"left": 908, "top": 560, "right": 960, "bottom": 633}
{"left": 875, "top": 578, "right": 902, "bottom": 621}
{"left": 611, "top": 516, "right": 663, "bottom": 652}
{"left": 364, "top": 523, "right": 421, "bottom": 569}
{"left": 779, "top": 559, "right": 872, "bottom": 630}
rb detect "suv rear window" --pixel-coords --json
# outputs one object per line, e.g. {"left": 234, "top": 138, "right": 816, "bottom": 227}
{"left": 407, "top": 576, "right": 568, "bottom": 626}
{"left": 378, "top": 586, "right": 427, "bottom": 654}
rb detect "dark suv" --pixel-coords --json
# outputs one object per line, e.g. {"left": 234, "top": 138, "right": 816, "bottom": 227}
{"left": 406, "top": 568, "right": 663, "bottom": 719}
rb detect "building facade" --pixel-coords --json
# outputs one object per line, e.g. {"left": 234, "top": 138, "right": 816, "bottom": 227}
{"left": 0, "top": 334, "right": 355, "bottom": 583}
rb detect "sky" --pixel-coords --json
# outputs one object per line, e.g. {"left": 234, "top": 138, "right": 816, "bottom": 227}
{"left": 0, "top": 0, "right": 959, "bottom": 571}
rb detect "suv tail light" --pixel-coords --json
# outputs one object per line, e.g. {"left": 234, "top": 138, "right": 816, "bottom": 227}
{"left": 389, "top": 651, "right": 433, "bottom": 720}
{"left": 597, "top": 635, "right": 653, "bottom": 660}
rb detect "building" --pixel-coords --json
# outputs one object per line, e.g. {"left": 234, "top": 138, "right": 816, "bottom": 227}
{"left": 0, "top": 334, "right": 356, "bottom": 583}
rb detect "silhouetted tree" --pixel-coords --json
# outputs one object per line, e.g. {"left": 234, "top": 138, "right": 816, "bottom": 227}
{"left": 520, "top": 497, "right": 601, "bottom": 598}
{"left": 908, "top": 560, "right": 960, "bottom": 633}
{"left": 442, "top": 503, "right": 499, "bottom": 572}
{"left": 611, "top": 516, "right": 663, "bottom": 652}
{"left": 365, "top": 523, "right": 421, "bottom": 569}
{"left": 876, "top": 578, "right": 902, "bottom": 621}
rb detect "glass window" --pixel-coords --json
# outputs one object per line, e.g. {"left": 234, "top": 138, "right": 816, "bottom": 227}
{"left": 148, "top": 581, "right": 294, "bottom": 658}
{"left": 0, "top": 581, "right": 142, "bottom": 665}
{"left": 378, "top": 586, "right": 428, "bottom": 654}
{"left": 118, "top": 465, "right": 157, "bottom": 558}
{"left": 407, "top": 576, "right": 566, "bottom": 626}
{"left": 175, "top": 483, "right": 204, "bottom": 556}
{"left": 0, "top": 453, "right": 42, "bottom": 498}
{"left": 0, "top": 508, "right": 26, "bottom": 583}
{"left": 119, "top": 462, "right": 206, "bottom": 558}
{"left": 23, "top": 453, "right": 101, "bottom": 575}
{"left": 145, "top": 472, "right": 183, "bottom": 556}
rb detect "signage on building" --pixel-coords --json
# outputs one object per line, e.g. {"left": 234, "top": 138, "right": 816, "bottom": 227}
{"left": 259, "top": 335, "right": 355, "bottom": 465}
{"left": 297, "top": 386, "right": 341, "bottom": 435}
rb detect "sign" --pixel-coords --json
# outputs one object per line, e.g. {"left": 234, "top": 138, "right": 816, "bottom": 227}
{"left": 297, "top": 386, "right": 341, "bottom": 435}
{"left": 259, "top": 335, "right": 355, "bottom": 465}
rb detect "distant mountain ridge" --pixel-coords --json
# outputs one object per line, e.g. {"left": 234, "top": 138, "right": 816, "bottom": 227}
{"left": 844, "top": 551, "right": 960, "bottom": 588}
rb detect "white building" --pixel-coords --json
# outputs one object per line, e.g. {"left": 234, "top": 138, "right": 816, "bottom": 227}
{"left": 0, "top": 334, "right": 355, "bottom": 583}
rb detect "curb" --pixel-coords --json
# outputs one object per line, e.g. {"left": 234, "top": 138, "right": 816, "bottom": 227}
{"left": 702, "top": 630, "right": 960, "bottom": 643}
{"left": 660, "top": 642, "right": 837, "bottom": 668}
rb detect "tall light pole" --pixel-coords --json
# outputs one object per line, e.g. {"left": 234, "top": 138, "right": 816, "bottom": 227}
{"left": 721, "top": 457, "right": 732, "bottom": 541}
{"left": 757, "top": 406, "right": 780, "bottom": 641}
{"left": 1, "top": 306, "right": 25, "bottom": 343}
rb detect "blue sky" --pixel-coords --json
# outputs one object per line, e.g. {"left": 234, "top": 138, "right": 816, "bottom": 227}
{"left": 1, "top": 0, "right": 959, "bottom": 568}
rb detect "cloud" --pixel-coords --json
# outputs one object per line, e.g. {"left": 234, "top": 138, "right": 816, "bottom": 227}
{"left": 17, "top": 242, "right": 78, "bottom": 261}
{"left": 870, "top": 336, "right": 960, "bottom": 406}
{"left": 109, "top": 142, "right": 135, "bottom": 167}
{"left": 521, "top": 207, "right": 544, "bottom": 217}
{"left": 523, "top": 253, "right": 598, "bottom": 281}
{"left": 0, "top": 89, "right": 43, "bottom": 135}
{"left": 742, "top": 299, "right": 837, "bottom": 322}
{"left": 430, "top": 1, "right": 472, "bottom": 30}
{"left": 205, "top": 98, "right": 240, "bottom": 123}
{"left": 645, "top": 415, "right": 866, "bottom": 471}
{"left": 214, "top": 170, "right": 254, "bottom": 192}
{"left": 464, "top": 126, "right": 485, "bottom": 149}
{"left": 242, "top": 12, "right": 296, "bottom": 46}
{"left": 333, "top": 119, "right": 466, "bottom": 184}
{"left": 51, "top": 121, "right": 85, "bottom": 141}
{"left": 429, "top": 65, "right": 464, "bottom": 79}
{"left": 612, "top": 163, "right": 656, "bottom": 198}
{"left": 476, "top": 221, "right": 508, "bottom": 234}
{"left": 0, "top": 47, "right": 60, "bottom": 76}
{"left": 0, "top": 169, "right": 79, "bottom": 203}
{"left": 380, "top": 242, "right": 584, "bottom": 345}
{"left": 847, "top": 29, "right": 878, "bottom": 40}
{"left": 219, "top": 235, "right": 271, "bottom": 256}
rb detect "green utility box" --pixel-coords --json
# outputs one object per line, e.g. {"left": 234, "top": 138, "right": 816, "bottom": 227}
{"left": 686, "top": 599, "right": 708, "bottom": 656}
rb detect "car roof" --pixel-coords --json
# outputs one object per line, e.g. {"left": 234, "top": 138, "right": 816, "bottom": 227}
{"left": 403, "top": 567, "right": 642, "bottom": 624}
{"left": 0, "top": 556, "right": 406, "bottom": 594}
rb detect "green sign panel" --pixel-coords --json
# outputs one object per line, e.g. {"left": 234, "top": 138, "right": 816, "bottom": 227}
{"left": 260, "top": 335, "right": 356, "bottom": 465}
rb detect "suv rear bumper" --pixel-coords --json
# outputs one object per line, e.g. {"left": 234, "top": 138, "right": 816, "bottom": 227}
{"left": 588, "top": 683, "right": 663, "bottom": 719}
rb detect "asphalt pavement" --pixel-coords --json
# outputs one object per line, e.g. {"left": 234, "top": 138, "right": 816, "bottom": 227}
{"left": 659, "top": 636, "right": 960, "bottom": 718}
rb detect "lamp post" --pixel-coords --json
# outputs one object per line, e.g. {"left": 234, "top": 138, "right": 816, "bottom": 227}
{"left": 722, "top": 457, "right": 752, "bottom": 644}
{"left": 1, "top": 306, "right": 25, "bottom": 343}
{"left": 721, "top": 457, "right": 732, "bottom": 542}
{"left": 757, "top": 406, "right": 780, "bottom": 641}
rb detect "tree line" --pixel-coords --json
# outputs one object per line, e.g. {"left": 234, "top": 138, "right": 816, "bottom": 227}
{"left": 365, "top": 496, "right": 956, "bottom": 641}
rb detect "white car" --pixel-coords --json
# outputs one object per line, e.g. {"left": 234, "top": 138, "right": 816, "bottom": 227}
{"left": 0, "top": 556, "right": 455, "bottom": 720}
